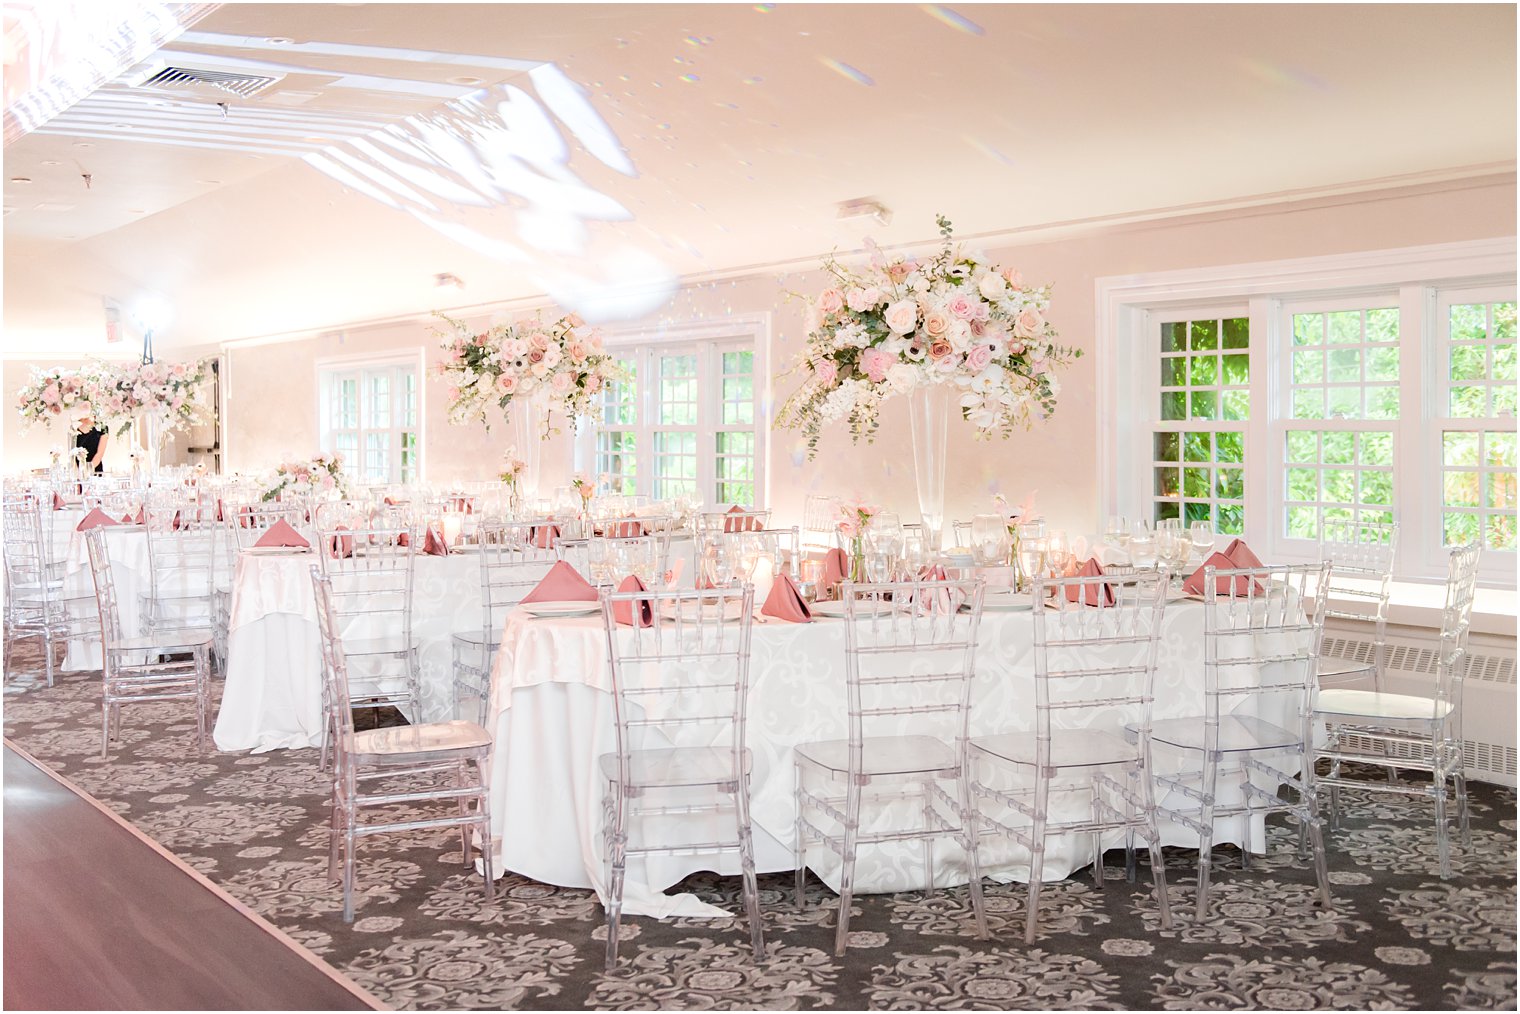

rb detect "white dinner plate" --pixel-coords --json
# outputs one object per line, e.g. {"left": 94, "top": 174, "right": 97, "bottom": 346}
{"left": 980, "top": 591, "right": 1035, "bottom": 612}
{"left": 809, "top": 598, "right": 895, "bottom": 618}
{"left": 520, "top": 600, "right": 601, "bottom": 618}
{"left": 243, "top": 545, "right": 312, "bottom": 555}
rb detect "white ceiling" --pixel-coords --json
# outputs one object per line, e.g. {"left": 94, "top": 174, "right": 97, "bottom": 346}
{"left": 3, "top": 2, "right": 1515, "bottom": 355}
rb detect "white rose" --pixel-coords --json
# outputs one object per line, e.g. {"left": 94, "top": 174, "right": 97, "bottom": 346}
{"left": 886, "top": 363, "right": 918, "bottom": 393}
{"left": 883, "top": 299, "right": 918, "bottom": 335}
{"left": 978, "top": 272, "right": 1008, "bottom": 300}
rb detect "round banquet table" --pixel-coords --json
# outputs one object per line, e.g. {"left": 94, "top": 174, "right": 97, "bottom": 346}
{"left": 483, "top": 593, "right": 1287, "bottom": 920}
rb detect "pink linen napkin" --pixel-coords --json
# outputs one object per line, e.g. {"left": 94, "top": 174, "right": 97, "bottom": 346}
{"left": 663, "top": 557, "right": 685, "bottom": 588}
{"left": 612, "top": 574, "right": 655, "bottom": 627}
{"left": 1064, "top": 557, "right": 1116, "bottom": 607}
{"left": 52, "top": 492, "right": 65, "bottom": 511}
{"left": 76, "top": 508, "right": 118, "bottom": 532}
{"left": 327, "top": 524, "right": 355, "bottom": 559}
{"left": 762, "top": 572, "right": 812, "bottom": 622}
{"left": 532, "top": 521, "right": 561, "bottom": 550}
{"left": 1183, "top": 552, "right": 1263, "bottom": 597}
{"left": 521, "top": 560, "right": 598, "bottom": 604}
{"left": 422, "top": 527, "right": 449, "bottom": 557}
{"left": 821, "top": 548, "right": 849, "bottom": 593}
{"left": 605, "top": 518, "right": 646, "bottom": 539}
{"left": 915, "top": 564, "right": 967, "bottom": 614}
{"left": 255, "top": 519, "right": 310, "bottom": 550}
{"left": 723, "top": 505, "right": 759, "bottom": 533}
{"left": 1221, "top": 537, "right": 1264, "bottom": 569}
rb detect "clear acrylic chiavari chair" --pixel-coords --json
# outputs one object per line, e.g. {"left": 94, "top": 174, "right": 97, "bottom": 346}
{"left": 793, "top": 576, "right": 990, "bottom": 956}
{"left": 1313, "top": 542, "right": 1482, "bottom": 877}
{"left": 311, "top": 568, "right": 494, "bottom": 922}
{"left": 85, "top": 528, "right": 211, "bottom": 758}
{"left": 801, "top": 494, "right": 841, "bottom": 555}
{"left": 451, "top": 520, "right": 556, "bottom": 725}
{"left": 599, "top": 583, "right": 762, "bottom": 970}
{"left": 3, "top": 496, "right": 97, "bottom": 685}
{"left": 141, "top": 502, "right": 219, "bottom": 643}
{"left": 314, "top": 524, "right": 421, "bottom": 770}
{"left": 1143, "top": 561, "right": 1333, "bottom": 919}
{"left": 968, "top": 571, "right": 1173, "bottom": 943}
{"left": 1317, "top": 519, "right": 1399, "bottom": 689}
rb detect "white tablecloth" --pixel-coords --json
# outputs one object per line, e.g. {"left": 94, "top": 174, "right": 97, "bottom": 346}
{"left": 213, "top": 549, "right": 528, "bottom": 752}
{"left": 484, "top": 596, "right": 1279, "bottom": 919}
{"left": 60, "top": 521, "right": 148, "bottom": 670}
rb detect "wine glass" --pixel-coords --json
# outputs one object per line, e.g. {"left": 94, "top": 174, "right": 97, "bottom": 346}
{"left": 871, "top": 512, "right": 904, "bottom": 562}
{"left": 1104, "top": 514, "right": 1129, "bottom": 547}
{"left": 1189, "top": 521, "right": 1216, "bottom": 561}
{"left": 865, "top": 550, "right": 892, "bottom": 583}
{"left": 1017, "top": 537, "right": 1048, "bottom": 594}
{"left": 588, "top": 537, "right": 614, "bottom": 586}
{"left": 1130, "top": 520, "right": 1157, "bottom": 569}
{"left": 1045, "top": 530, "right": 1074, "bottom": 577}
{"left": 971, "top": 514, "right": 1008, "bottom": 567}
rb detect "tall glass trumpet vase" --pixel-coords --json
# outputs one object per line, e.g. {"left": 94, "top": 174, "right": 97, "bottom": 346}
{"left": 508, "top": 391, "right": 548, "bottom": 509}
{"left": 142, "top": 413, "right": 166, "bottom": 482}
{"left": 908, "top": 382, "right": 954, "bottom": 556}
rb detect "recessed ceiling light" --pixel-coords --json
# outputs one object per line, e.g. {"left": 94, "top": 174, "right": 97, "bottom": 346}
{"left": 113, "top": 122, "right": 131, "bottom": 128}
{"left": 449, "top": 76, "right": 483, "bottom": 86}
{"left": 196, "top": 179, "right": 221, "bottom": 185}
{"left": 304, "top": 136, "right": 331, "bottom": 143}
{"left": 72, "top": 142, "right": 93, "bottom": 148}
{"left": 127, "top": 208, "right": 145, "bottom": 214}
{"left": 10, "top": 177, "right": 32, "bottom": 184}
{"left": 40, "top": 160, "right": 60, "bottom": 166}
{"left": 266, "top": 37, "right": 293, "bottom": 44}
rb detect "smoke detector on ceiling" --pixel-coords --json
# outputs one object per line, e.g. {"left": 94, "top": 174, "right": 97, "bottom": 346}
{"left": 836, "top": 197, "right": 892, "bottom": 226}
{"left": 124, "top": 61, "right": 284, "bottom": 99}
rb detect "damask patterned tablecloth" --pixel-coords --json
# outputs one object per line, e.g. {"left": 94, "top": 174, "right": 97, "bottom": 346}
{"left": 60, "top": 521, "right": 148, "bottom": 670}
{"left": 213, "top": 549, "right": 529, "bottom": 752}
{"left": 484, "top": 598, "right": 1283, "bottom": 919}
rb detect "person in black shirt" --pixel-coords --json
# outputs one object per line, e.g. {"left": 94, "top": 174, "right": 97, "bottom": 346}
{"left": 74, "top": 415, "right": 108, "bottom": 474}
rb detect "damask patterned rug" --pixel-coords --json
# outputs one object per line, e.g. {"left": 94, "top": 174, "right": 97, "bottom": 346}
{"left": 3, "top": 654, "right": 1515, "bottom": 1011}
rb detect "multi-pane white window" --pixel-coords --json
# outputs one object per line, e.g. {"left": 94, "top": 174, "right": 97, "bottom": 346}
{"left": 1438, "top": 290, "right": 1516, "bottom": 553}
{"left": 1281, "top": 302, "right": 1400, "bottom": 539}
{"left": 582, "top": 338, "right": 762, "bottom": 506}
{"left": 319, "top": 360, "right": 420, "bottom": 485}
{"left": 1149, "top": 314, "right": 1249, "bottom": 533}
{"left": 1111, "top": 242, "right": 1516, "bottom": 586}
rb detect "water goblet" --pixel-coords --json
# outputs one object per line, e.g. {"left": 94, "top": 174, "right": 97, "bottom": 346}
{"left": 1017, "top": 537, "right": 1048, "bottom": 594}
{"left": 1104, "top": 514, "right": 1129, "bottom": 547}
{"left": 1189, "top": 521, "right": 1215, "bottom": 560}
{"left": 971, "top": 514, "right": 1008, "bottom": 567}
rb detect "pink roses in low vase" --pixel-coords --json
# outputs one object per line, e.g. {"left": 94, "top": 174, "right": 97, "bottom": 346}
{"left": 435, "top": 311, "right": 627, "bottom": 507}
{"left": 777, "top": 216, "right": 1079, "bottom": 550}
{"left": 836, "top": 499, "right": 880, "bottom": 583}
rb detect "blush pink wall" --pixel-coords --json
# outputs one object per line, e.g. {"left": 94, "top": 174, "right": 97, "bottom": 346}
{"left": 8, "top": 176, "right": 1515, "bottom": 534}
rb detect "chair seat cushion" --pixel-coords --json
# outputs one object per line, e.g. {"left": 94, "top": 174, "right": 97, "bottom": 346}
{"left": 353, "top": 720, "right": 491, "bottom": 757}
{"left": 1148, "top": 714, "right": 1301, "bottom": 753}
{"left": 598, "top": 746, "right": 751, "bottom": 788}
{"left": 971, "top": 729, "right": 1136, "bottom": 769}
{"left": 795, "top": 734, "right": 955, "bottom": 776}
{"left": 1316, "top": 688, "right": 1451, "bottom": 722}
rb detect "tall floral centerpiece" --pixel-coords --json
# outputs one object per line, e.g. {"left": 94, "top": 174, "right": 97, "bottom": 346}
{"left": 778, "top": 217, "right": 1079, "bottom": 551}
{"left": 436, "top": 312, "right": 625, "bottom": 507}
{"left": 111, "top": 359, "right": 213, "bottom": 476}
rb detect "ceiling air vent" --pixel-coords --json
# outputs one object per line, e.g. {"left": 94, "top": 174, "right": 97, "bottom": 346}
{"left": 137, "top": 66, "right": 282, "bottom": 99}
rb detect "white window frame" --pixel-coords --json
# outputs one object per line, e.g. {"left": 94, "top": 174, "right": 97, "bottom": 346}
{"left": 1097, "top": 237, "right": 1516, "bottom": 587}
{"left": 574, "top": 314, "right": 770, "bottom": 507}
{"left": 315, "top": 348, "right": 426, "bottom": 486}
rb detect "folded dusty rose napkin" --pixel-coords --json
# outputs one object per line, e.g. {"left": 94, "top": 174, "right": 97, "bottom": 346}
{"left": 532, "top": 521, "right": 560, "bottom": 550}
{"left": 612, "top": 574, "right": 654, "bottom": 627}
{"left": 52, "top": 492, "right": 65, "bottom": 511}
{"left": 723, "top": 505, "right": 760, "bottom": 533}
{"left": 326, "top": 525, "right": 355, "bottom": 558}
{"left": 76, "top": 508, "right": 118, "bottom": 532}
{"left": 821, "top": 548, "right": 849, "bottom": 592}
{"left": 1183, "top": 552, "right": 1263, "bottom": 597}
{"left": 521, "top": 560, "right": 597, "bottom": 603}
{"left": 1221, "top": 537, "right": 1264, "bottom": 569}
{"left": 255, "top": 519, "right": 310, "bottom": 549}
{"left": 663, "top": 557, "right": 685, "bottom": 588}
{"left": 605, "top": 518, "right": 646, "bottom": 539}
{"left": 915, "top": 564, "right": 966, "bottom": 613}
{"left": 1064, "top": 557, "right": 1116, "bottom": 607}
{"left": 422, "top": 527, "right": 448, "bottom": 557}
{"left": 761, "top": 572, "right": 812, "bottom": 622}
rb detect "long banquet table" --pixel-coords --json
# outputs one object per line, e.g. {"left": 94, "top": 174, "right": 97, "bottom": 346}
{"left": 483, "top": 594, "right": 1274, "bottom": 920}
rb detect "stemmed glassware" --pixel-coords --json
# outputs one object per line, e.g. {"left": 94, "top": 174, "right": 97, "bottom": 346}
{"left": 971, "top": 514, "right": 1009, "bottom": 567}
{"left": 1129, "top": 519, "right": 1156, "bottom": 569}
{"left": 1189, "top": 520, "right": 1216, "bottom": 561}
{"left": 1045, "top": 530, "right": 1073, "bottom": 578}
{"left": 1017, "top": 536, "right": 1048, "bottom": 595}
{"left": 1104, "top": 514, "right": 1129, "bottom": 547}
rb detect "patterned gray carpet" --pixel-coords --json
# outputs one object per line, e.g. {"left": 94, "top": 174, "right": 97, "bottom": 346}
{"left": 3, "top": 645, "right": 1515, "bottom": 1011}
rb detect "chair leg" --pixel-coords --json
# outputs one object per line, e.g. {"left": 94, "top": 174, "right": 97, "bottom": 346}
{"left": 100, "top": 700, "right": 111, "bottom": 760}
{"left": 793, "top": 760, "right": 807, "bottom": 911}
{"left": 328, "top": 795, "right": 343, "bottom": 882}
{"left": 342, "top": 825, "right": 358, "bottom": 922}
{"left": 833, "top": 780, "right": 861, "bottom": 957}
{"left": 1434, "top": 768, "right": 1451, "bottom": 879}
{"left": 920, "top": 781, "right": 935, "bottom": 891}
{"left": 457, "top": 760, "right": 471, "bottom": 864}
{"left": 1091, "top": 789, "right": 1106, "bottom": 890}
{"left": 958, "top": 766, "right": 989, "bottom": 940}
{"left": 476, "top": 759, "right": 495, "bottom": 905}
{"left": 43, "top": 628, "right": 55, "bottom": 687}
{"left": 604, "top": 788, "right": 628, "bottom": 971}
{"left": 734, "top": 779, "right": 765, "bottom": 963}
{"left": 1194, "top": 800, "right": 1215, "bottom": 922}
{"left": 1139, "top": 759, "right": 1173, "bottom": 931}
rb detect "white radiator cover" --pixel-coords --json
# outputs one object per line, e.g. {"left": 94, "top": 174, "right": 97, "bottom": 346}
{"left": 1322, "top": 618, "right": 1518, "bottom": 787}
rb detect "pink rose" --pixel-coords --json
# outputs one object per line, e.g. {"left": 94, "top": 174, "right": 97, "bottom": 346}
{"left": 585, "top": 375, "right": 603, "bottom": 393}
{"left": 965, "top": 344, "right": 994, "bottom": 372}
{"left": 497, "top": 374, "right": 518, "bottom": 394}
{"left": 41, "top": 384, "right": 59, "bottom": 405}
{"left": 817, "top": 288, "right": 845, "bottom": 316}
{"left": 969, "top": 318, "right": 986, "bottom": 338}
{"left": 1008, "top": 341, "right": 1026, "bottom": 355}
{"left": 1015, "top": 308, "right": 1045, "bottom": 338}
{"left": 552, "top": 372, "right": 573, "bottom": 392}
{"left": 947, "top": 294, "right": 978, "bottom": 320}
{"left": 886, "top": 260, "right": 916, "bottom": 283}
{"left": 846, "top": 287, "right": 881, "bottom": 313}
{"left": 566, "top": 313, "right": 585, "bottom": 327}
{"left": 566, "top": 342, "right": 587, "bottom": 363}
{"left": 922, "top": 310, "right": 949, "bottom": 337}
{"left": 928, "top": 340, "right": 954, "bottom": 361}
{"left": 859, "top": 347, "right": 892, "bottom": 383}
{"left": 1001, "top": 266, "right": 1024, "bottom": 288}
{"left": 171, "top": 363, "right": 187, "bottom": 377}
{"left": 813, "top": 359, "right": 839, "bottom": 386}
{"left": 530, "top": 332, "right": 551, "bottom": 351}
{"left": 447, "top": 386, "right": 461, "bottom": 401}
{"left": 527, "top": 348, "right": 545, "bottom": 364}
{"left": 883, "top": 299, "right": 918, "bottom": 335}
